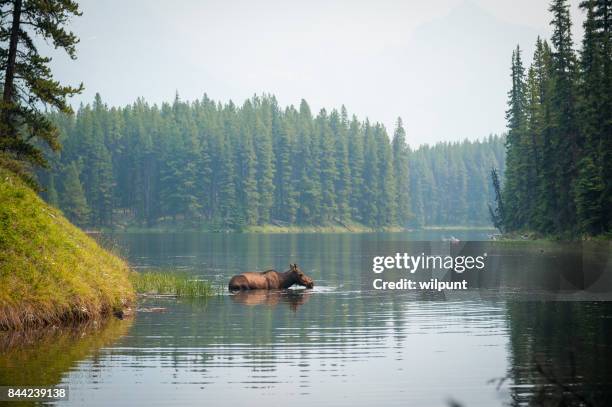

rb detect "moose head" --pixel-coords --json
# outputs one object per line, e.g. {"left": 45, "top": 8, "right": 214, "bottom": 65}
{"left": 289, "top": 263, "right": 314, "bottom": 289}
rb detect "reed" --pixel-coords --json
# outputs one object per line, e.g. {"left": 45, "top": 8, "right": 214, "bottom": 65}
{"left": 130, "top": 272, "right": 215, "bottom": 297}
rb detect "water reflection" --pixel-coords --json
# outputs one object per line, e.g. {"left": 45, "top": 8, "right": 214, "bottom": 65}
{"left": 56, "top": 294, "right": 509, "bottom": 406}
{"left": 230, "top": 289, "right": 312, "bottom": 311}
{"left": 0, "top": 318, "right": 133, "bottom": 406}
{"left": 506, "top": 301, "right": 612, "bottom": 406}
{"left": 0, "top": 231, "right": 610, "bottom": 407}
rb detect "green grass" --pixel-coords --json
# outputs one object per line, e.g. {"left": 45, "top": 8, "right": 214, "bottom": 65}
{"left": 129, "top": 271, "right": 215, "bottom": 297}
{"left": 0, "top": 167, "right": 135, "bottom": 330}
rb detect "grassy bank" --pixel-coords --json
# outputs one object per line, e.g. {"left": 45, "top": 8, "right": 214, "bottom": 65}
{"left": 104, "top": 220, "right": 406, "bottom": 234}
{"left": 0, "top": 168, "right": 135, "bottom": 330}
{"left": 129, "top": 271, "right": 215, "bottom": 297}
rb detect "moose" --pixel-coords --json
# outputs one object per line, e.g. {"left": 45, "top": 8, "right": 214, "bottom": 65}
{"left": 228, "top": 264, "right": 314, "bottom": 291}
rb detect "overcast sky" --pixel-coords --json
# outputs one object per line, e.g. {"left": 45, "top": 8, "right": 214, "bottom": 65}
{"left": 50, "top": 0, "right": 586, "bottom": 146}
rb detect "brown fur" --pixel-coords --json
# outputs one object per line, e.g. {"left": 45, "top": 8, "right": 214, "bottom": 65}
{"left": 228, "top": 264, "right": 314, "bottom": 291}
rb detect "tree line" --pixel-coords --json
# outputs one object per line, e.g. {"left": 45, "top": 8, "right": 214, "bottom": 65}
{"left": 410, "top": 136, "right": 505, "bottom": 227}
{"left": 38, "top": 94, "right": 504, "bottom": 229}
{"left": 492, "top": 0, "right": 611, "bottom": 237}
{"left": 0, "top": 0, "right": 504, "bottom": 231}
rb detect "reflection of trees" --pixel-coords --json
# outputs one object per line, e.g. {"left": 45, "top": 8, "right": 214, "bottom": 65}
{"left": 505, "top": 302, "right": 612, "bottom": 406}
{"left": 117, "top": 232, "right": 509, "bottom": 388}
{"left": 0, "top": 318, "right": 133, "bottom": 405}
{"left": 121, "top": 289, "right": 412, "bottom": 389}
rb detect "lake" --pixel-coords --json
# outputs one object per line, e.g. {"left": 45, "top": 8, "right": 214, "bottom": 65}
{"left": 1, "top": 230, "right": 611, "bottom": 406}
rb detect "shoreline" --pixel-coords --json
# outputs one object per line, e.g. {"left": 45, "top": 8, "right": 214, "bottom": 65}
{"left": 95, "top": 224, "right": 496, "bottom": 234}
{"left": 98, "top": 223, "right": 407, "bottom": 234}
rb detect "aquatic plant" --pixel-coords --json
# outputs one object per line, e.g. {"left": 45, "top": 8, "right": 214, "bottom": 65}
{"left": 130, "top": 272, "right": 215, "bottom": 297}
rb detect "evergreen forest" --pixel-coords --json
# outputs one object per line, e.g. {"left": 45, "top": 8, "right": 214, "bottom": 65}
{"left": 38, "top": 95, "right": 505, "bottom": 230}
{"left": 493, "top": 0, "right": 611, "bottom": 237}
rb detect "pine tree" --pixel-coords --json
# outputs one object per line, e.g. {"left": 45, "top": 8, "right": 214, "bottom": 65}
{"left": 361, "top": 121, "right": 379, "bottom": 226}
{"left": 0, "top": 0, "right": 83, "bottom": 185}
{"left": 218, "top": 130, "right": 239, "bottom": 227}
{"left": 295, "top": 100, "right": 320, "bottom": 224}
{"left": 595, "top": 0, "right": 612, "bottom": 230}
{"left": 489, "top": 168, "right": 504, "bottom": 232}
{"left": 237, "top": 101, "right": 259, "bottom": 225}
{"left": 392, "top": 118, "right": 411, "bottom": 226}
{"left": 273, "top": 105, "right": 298, "bottom": 223}
{"left": 316, "top": 109, "right": 338, "bottom": 223}
{"left": 574, "top": 0, "right": 608, "bottom": 234}
{"left": 502, "top": 46, "right": 528, "bottom": 231}
{"left": 409, "top": 155, "right": 426, "bottom": 226}
{"left": 330, "top": 108, "right": 351, "bottom": 222}
{"left": 375, "top": 124, "right": 396, "bottom": 226}
{"left": 347, "top": 116, "right": 364, "bottom": 222}
{"left": 575, "top": 155, "right": 605, "bottom": 233}
{"left": 253, "top": 107, "right": 275, "bottom": 224}
{"left": 449, "top": 148, "right": 468, "bottom": 223}
{"left": 523, "top": 43, "right": 544, "bottom": 228}
{"left": 60, "top": 162, "right": 90, "bottom": 226}
{"left": 194, "top": 99, "right": 213, "bottom": 221}
{"left": 533, "top": 40, "right": 558, "bottom": 234}
{"left": 46, "top": 176, "right": 59, "bottom": 208}
{"left": 549, "top": 0, "right": 580, "bottom": 233}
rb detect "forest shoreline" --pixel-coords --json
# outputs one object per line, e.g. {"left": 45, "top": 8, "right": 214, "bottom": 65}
{"left": 95, "top": 223, "right": 498, "bottom": 234}
{"left": 94, "top": 222, "right": 496, "bottom": 235}
{"left": 495, "top": 231, "right": 612, "bottom": 242}
{"left": 0, "top": 168, "right": 135, "bottom": 331}
{"left": 99, "top": 222, "right": 406, "bottom": 234}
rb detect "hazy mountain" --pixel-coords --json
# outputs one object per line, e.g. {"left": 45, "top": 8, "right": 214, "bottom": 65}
{"left": 386, "top": 1, "right": 541, "bottom": 145}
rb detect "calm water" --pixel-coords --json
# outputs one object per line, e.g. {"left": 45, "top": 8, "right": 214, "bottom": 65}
{"left": 1, "top": 231, "right": 611, "bottom": 407}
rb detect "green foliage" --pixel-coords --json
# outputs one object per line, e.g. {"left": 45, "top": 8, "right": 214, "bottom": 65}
{"left": 59, "top": 162, "right": 89, "bottom": 226}
{"left": 410, "top": 135, "right": 505, "bottom": 227}
{"left": 129, "top": 272, "right": 214, "bottom": 297}
{"left": 41, "top": 93, "right": 504, "bottom": 230}
{"left": 45, "top": 175, "right": 59, "bottom": 207}
{"left": 496, "top": 0, "right": 611, "bottom": 237}
{"left": 575, "top": 154, "right": 605, "bottom": 233}
{"left": 502, "top": 46, "right": 529, "bottom": 229}
{"left": 489, "top": 168, "right": 504, "bottom": 232}
{"left": 0, "top": 0, "right": 83, "bottom": 183}
{"left": 392, "top": 118, "right": 412, "bottom": 226}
